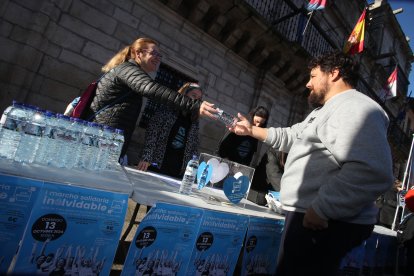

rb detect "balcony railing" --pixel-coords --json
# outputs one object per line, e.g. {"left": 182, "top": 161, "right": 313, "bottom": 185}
{"left": 244, "top": 0, "right": 334, "bottom": 57}
{"left": 243, "top": 0, "right": 412, "bottom": 153}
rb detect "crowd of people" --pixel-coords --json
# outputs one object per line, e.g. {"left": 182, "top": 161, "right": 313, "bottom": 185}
{"left": 63, "top": 36, "right": 414, "bottom": 275}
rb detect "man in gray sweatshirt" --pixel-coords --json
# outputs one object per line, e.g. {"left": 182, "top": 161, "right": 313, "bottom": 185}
{"left": 231, "top": 50, "right": 393, "bottom": 275}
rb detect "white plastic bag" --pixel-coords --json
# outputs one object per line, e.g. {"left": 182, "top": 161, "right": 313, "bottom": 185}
{"left": 265, "top": 191, "right": 284, "bottom": 215}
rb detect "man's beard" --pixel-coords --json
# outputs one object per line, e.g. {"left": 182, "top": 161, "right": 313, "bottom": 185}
{"left": 308, "top": 83, "right": 328, "bottom": 108}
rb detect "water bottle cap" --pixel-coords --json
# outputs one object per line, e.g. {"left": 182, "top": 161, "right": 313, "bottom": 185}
{"left": 70, "top": 117, "right": 82, "bottom": 123}
{"left": 77, "top": 119, "right": 87, "bottom": 125}
{"left": 88, "top": 122, "right": 99, "bottom": 128}
{"left": 13, "top": 102, "right": 25, "bottom": 108}
{"left": 192, "top": 155, "right": 198, "bottom": 160}
{"left": 62, "top": 115, "right": 71, "bottom": 121}
{"left": 12, "top": 100, "right": 24, "bottom": 106}
{"left": 45, "top": 110, "right": 56, "bottom": 115}
{"left": 115, "top": 128, "right": 124, "bottom": 134}
{"left": 95, "top": 123, "right": 105, "bottom": 129}
{"left": 44, "top": 111, "right": 55, "bottom": 117}
{"left": 25, "top": 104, "right": 37, "bottom": 110}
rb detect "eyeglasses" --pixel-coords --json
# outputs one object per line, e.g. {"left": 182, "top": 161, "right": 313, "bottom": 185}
{"left": 141, "top": 49, "right": 163, "bottom": 59}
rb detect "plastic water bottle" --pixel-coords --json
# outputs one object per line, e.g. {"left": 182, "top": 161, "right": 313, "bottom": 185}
{"left": 14, "top": 107, "right": 45, "bottom": 163}
{"left": 107, "top": 128, "right": 125, "bottom": 170}
{"left": 48, "top": 114, "right": 71, "bottom": 168}
{"left": 34, "top": 111, "right": 57, "bottom": 165}
{"left": 179, "top": 155, "right": 199, "bottom": 195}
{"left": 79, "top": 122, "right": 101, "bottom": 170}
{"left": 214, "top": 108, "right": 238, "bottom": 127}
{"left": 95, "top": 125, "right": 113, "bottom": 170}
{"left": 0, "top": 105, "right": 13, "bottom": 127}
{"left": 62, "top": 117, "right": 83, "bottom": 169}
{"left": 0, "top": 102, "right": 27, "bottom": 159}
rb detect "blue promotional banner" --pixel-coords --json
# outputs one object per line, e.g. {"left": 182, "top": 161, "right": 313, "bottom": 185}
{"left": 241, "top": 217, "right": 284, "bottom": 276}
{"left": 187, "top": 210, "right": 248, "bottom": 276}
{"left": 10, "top": 182, "right": 128, "bottom": 275}
{"left": 122, "top": 202, "right": 204, "bottom": 276}
{"left": 122, "top": 203, "right": 203, "bottom": 276}
{"left": 0, "top": 174, "right": 43, "bottom": 273}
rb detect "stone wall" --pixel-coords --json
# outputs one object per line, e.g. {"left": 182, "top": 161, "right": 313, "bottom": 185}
{"left": 0, "top": 0, "right": 306, "bottom": 165}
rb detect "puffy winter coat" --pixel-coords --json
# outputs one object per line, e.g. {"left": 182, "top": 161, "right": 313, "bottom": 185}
{"left": 81, "top": 59, "right": 200, "bottom": 156}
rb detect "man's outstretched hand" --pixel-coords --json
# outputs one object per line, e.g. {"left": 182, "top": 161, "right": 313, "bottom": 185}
{"left": 229, "top": 113, "right": 252, "bottom": 136}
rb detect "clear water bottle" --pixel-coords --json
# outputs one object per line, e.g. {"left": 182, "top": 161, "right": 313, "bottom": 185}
{"left": 14, "top": 107, "right": 45, "bottom": 163}
{"left": 63, "top": 117, "right": 83, "bottom": 169}
{"left": 76, "top": 120, "right": 90, "bottom": 168}
{"left": 95, "top": 125, "right": 114, "bottom": 170}
{"left": 214, "top": 108, "right": 238, "bottom": 127}
{"left": 107, "top": 128, "right": 124, "bottom": 170}
{"left": 0, "top": 105, "right": 13, "bottom": 127}
{"left": 0, "top": 102, "right": 27, "bottom": 160}
{"left": 48, "top": 114, "right": 71, "bottom": 168}
{"left": 79, "top": 122, "right": 101, "bottom": 170}
{"left": 34, "top": 111, "right": 57, "bottom": 165}
{"left": 179, "top": 155, "right": 199, "bottom": 195}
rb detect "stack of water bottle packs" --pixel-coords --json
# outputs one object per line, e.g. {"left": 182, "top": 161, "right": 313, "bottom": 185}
{"left": 0, "top": 101, "right": 124, "bottom": 171}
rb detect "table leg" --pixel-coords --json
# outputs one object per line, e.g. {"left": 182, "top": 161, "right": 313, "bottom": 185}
{"left": 121, "top": 203, "right": 141, "bottom": 241}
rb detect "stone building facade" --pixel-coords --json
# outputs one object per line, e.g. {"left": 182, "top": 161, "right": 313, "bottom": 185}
{"left": 0, "top": 0, "right": 412, "bottom": 173}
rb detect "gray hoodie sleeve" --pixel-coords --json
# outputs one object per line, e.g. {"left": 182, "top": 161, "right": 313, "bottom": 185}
{"left": 264, "top": 110, "right": 319, "bottom": 153}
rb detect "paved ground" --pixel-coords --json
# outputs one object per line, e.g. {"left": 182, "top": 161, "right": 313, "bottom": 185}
{"left": 111, "top": 199, "right": 150, "bottom": 275}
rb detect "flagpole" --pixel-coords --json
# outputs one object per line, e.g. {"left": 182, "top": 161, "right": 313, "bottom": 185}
{"left": 392, "top": 134, "right": 414, "bottom": 230}
{"left": 302, "top": 10, "right": 314, "bottom": 36}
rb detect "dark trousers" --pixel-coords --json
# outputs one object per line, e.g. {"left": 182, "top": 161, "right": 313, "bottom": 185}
{"left": 276, "top": 211, "right": 374, "bottom": 276}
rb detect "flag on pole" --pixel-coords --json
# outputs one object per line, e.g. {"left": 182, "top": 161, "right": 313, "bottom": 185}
{"left": 382, "top": 67, "right": 398, "bottom": 100}
{"left": 307, "top": 0, "right": 326, "bottom": 11}
{"left": 303, "top": 0, "right": 326, "bottom": 36}
{"left": 343, "top": 9, "right": 366, "bottom": 55}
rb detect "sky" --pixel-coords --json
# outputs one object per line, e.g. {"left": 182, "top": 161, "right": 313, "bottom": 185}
{"left": 387, "top": 0, "right": 414, "bottom": 97}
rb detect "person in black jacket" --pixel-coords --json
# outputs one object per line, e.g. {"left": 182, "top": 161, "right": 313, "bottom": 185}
{"left": 377, "top": 180, "right": 402, "bottom": 228}
{"left": 137, "top": 82, "right": 203, "bottom": 177}
{"left": 81, "top": 37, "right": 217, "bottom": 157}
{"left": 248, "top": 148, "right": 287, "bottom": 205}
{"left": 216, "top": 106, "right": 269, "bottom": 166}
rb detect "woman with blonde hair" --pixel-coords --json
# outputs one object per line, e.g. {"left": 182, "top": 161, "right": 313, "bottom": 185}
{"left": 80, "top": 38, "right": 216, "bottom": 158}
{"left": 137, "top": 82, "right": 203, "bottom": 177}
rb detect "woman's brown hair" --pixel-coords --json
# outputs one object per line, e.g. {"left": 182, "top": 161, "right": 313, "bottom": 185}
{"left": 101, "top": 38, "right": 159, "bottom": 72}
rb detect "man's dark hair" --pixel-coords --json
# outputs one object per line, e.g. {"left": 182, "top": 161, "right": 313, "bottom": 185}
{"left": 308, "top": 50, "right": 360, "bottom": 87}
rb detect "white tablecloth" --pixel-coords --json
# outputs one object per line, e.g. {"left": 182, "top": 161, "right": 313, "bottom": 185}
{"left": 125, "top": 166, "right": 283, "bottom": 220}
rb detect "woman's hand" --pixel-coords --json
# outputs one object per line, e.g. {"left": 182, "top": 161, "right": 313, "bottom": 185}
{"left": 137, "top": 160, "right": 150, "bottom": 171}
{"left": 199, "top": 101, "right": 218, "bottom": 119}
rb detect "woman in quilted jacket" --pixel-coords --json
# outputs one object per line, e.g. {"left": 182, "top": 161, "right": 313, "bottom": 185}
{"left": 81, "top": 37, "right": 216, "bottom": 158}
{"left": 137, "top": 82, "right": 203, "bottom": 178}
